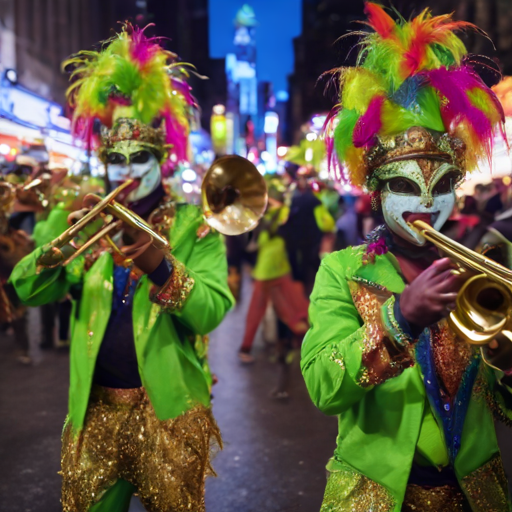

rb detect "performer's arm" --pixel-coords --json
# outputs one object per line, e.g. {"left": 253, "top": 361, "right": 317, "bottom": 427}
{"left": 9, "top": 209, "right": 82, "bottom": 306}
{"left": 9, "top": 247, "right": 82, "bottom": 306}
{"left": 150, "top": 230, "right": 235, "bottom": 335}
{"left": 301, "top": 256, "right": 415, "bottom": 416}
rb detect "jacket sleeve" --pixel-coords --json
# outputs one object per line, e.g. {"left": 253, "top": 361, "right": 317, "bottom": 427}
{"left": 9, "top": 246, "right": 84, "bottom": 306}
{"left": 301, "top": 254, "right": 414, "bottom": 416}
{"left": 151, "top": 229, "right": 235, "bottom": 335}
{"left": 9, "top": 209, "right": 84, "bottom": 307}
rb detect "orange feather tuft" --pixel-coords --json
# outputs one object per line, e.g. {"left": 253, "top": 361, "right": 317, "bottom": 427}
{"left": 400, "top": 10, "right": 477, "bottom": 78}
{"left": 363, "top": 3, "right": 396, "bottom": 40}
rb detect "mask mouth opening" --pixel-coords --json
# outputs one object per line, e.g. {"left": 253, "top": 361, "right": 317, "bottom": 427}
{"left": 402, "top": 211, "right": 440, "bottom": 227}
{"left": 111, "top": 178, "right": 141, "bottom": 203}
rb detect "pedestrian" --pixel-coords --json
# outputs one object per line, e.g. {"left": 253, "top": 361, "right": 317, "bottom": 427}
{"left": 0, "top": 180, "right": 34, "bottom": 364}
{"left": 302, "top": 4, "right": 512, "bottom": 511}
{"left": 239, "top": 180, "right": 309, "bottom": 368}
{"left": 279, "top": 167, "right": 335, "bottom": 297}
{"left": 11, "top": 24, "right": 233, "bottom": 512}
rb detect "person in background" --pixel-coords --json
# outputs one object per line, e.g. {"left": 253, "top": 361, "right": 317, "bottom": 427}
{"left": 239, "top": 180, "right": 309, "bottom": 367}
{"left": 0, "top": 181, "right": 34, "bottom": 363}
{"left": 279, "top": 166, "right": 335, "bottom": 297}
{"left": 335, "top": 195, "right": 360, "bottom": 251}
{"left": 302, "top": 5, "right": 512, "bottom": 511}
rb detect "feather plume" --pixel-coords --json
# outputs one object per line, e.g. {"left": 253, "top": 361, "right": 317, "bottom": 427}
{"left": 328, "top": 2, "right": 505, "bottom": 185}
{"left": 63, "top": 22, "right": 195, "bottom": 162}
{"left": 363, "top": 3, "right": 396, "bottom": 40}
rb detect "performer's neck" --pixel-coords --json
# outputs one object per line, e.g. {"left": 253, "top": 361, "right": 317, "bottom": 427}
{"left": 390, "top": 232, "right": 439, "bottom": 283}
{"left": 128, "top": 183, "right": 166, "bottom": 220}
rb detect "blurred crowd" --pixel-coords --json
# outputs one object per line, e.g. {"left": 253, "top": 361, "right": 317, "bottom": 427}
{"left": 0, "top": 146, "right": 105, "bottom": 364}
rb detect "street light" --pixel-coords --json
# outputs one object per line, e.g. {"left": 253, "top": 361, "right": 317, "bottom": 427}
{"left": 4, "top": 69, "right": 18, "bottom": 84}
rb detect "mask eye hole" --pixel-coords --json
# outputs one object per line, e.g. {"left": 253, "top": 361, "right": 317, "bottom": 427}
{"left": 131, "top": 151, "right": 152, "bottom": 164}
{"left": 432, "top": 171, "right": 461, "bottom": 196}
{"left": 107, "top": 152, "right": 126, "bottom": 165}
{"left": 386, "top": 178, "right": 420, "bottom": 195}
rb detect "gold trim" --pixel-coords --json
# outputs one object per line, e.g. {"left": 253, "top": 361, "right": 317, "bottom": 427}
{"left": 321, "top": 465, "right": 395, "bottom": 512}
{"left": 460, "top": 455, "right": 510, "bottom": 512}
{"left": 150, "top": 254, "right": 195, "bottom": 312}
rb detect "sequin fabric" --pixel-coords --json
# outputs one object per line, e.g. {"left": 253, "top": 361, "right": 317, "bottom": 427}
{"left": 329, "top": 346, "right": 346, "bottom": 369}
{"left": 473, "top": 366, "right": 512, "bottom": 428}
{"left": 382, "top": 295, "right": 414, "bottom": 347}
{"left": 349, "top": 282, "right": 414, "bottom": 387}
{"left": 415, "top": 331, "right": 480, "bottom": 462}
{"left": 151, "top": 253, "right": 195, "bottom": 311}
{"left": 320, "top": 467, "right": 396, "bottom": 512}
{"left": 431, "top": 321, "right": 475, "bottom": 400}
{"left": 402, "top": 484, "right": 471, "bottom": 511}
{"left": 460, "top": 455, "right": 510, "bottom": 512}
{"left": 61, "top": 386, "right": 221, "bottom": 512}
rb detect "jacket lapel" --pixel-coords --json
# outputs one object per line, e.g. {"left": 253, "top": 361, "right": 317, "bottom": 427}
{"left": 352, "top": 251, "right": 406, "bottom": 294}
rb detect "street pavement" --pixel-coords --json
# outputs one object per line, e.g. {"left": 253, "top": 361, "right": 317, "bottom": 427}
{"left": 2, "top": 272, "right": 512, "bottom": 512}
{"left": 0, "top": 274, "right": 338, "bottom": 512}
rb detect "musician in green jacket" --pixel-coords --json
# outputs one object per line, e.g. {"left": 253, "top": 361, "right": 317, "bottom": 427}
{"left": 302, "top": 4, "right": 512, "bottom": 511}
{"left": 11, "top": 25, "right": 233, "bottom": 512}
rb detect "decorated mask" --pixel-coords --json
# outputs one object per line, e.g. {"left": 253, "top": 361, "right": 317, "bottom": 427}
{"left": 105, "top": 141, "right": 161, "bottom": 203}
{"left": 377, "top": 159, "right": 462, "bottom": 245}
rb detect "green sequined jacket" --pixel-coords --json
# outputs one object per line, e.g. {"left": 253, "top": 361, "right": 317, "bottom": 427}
{"left": 301, "top": 245, "right": 512, "bottom": 512}
{"left": 10, "top": 203, "right": 234, "bottom": 432}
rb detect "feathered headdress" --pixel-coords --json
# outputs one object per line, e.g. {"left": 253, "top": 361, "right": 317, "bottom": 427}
{"left": 63, "top": 23, "right": 196, "bottom": 164}
{"left": 328, "top": 3, "right": 506, "bottom": 187}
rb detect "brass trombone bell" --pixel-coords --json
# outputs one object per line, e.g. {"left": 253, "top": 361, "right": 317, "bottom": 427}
{"left": 409, "top": 220, "right": 512, "bottom": 366}
{"left": 202, "top": 155, "right": 268, "bottom": 236}
{"left": 37, "top": 180, "right": 170, "bottom": 269}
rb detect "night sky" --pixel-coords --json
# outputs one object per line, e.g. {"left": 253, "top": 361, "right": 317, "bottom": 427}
{"left": 209, "top": 0, "right": 302, "bottom": 93}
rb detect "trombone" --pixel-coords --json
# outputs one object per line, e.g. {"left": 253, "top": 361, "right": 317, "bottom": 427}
{"left": 37, "top": 180, "right": 169, "bottom": 269}
{"left": 410, "top": 220, "right": 512, "bottom": 371}
{"left": 37, "top": 155, "right": 267, "bottom": 270}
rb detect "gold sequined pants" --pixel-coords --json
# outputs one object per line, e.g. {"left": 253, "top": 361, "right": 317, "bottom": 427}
{"left": 320, "top": 468, "right": 471, "bottom": 511}
{"left": 61, "top": 386, "right": 221, "bottom": 512}
{"left": 403, "top": 484, "right": 471, "bottom": 511}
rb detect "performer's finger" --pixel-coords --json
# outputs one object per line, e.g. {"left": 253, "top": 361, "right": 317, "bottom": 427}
{"left": 436, "top": 292, "right": 458, "bottom": 304}
{"left": 121, "top": 238, "right": 152, "bottom": 259}
{"left": 488, "top": 339, "right": 499, "bottom": 350}
{"left": 431, "top": 269, "right": 457, "bottom": 285}
{"left": 67, "top": 208, "right": 91, "bottom": 226}
{"left": 430, "top": 258, "right": 455, "bottom": 275}
{"left": 82, "top": 194, "right": 102, "bottom": 208}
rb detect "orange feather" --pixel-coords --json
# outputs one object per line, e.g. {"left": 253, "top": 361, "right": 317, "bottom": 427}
{"left": 401, "top": 9, "right": 477, "bottom": 77}
{"left": 363, "top": 3, "right": 396, "bottom": 40}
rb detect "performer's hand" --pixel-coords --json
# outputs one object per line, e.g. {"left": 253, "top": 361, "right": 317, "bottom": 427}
{"left": 400, "top": 258, "right": 466, "bottom": 329}
{"left": 67, "top": 207, "right": 91, "bottom": 226}
{"left": 67, "top": 193, "right": 103, "bottom": 226}
{"left": 121, "top": 225, "right": 165, "bottom": 274}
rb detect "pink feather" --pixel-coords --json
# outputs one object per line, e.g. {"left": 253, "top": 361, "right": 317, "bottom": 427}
{"left": 425, "top": 66, "right": 504, "bottom": 156}
{"left": 352, "top": 95, "right": 385, "bottom": 148}
{"left": 128, "top": 24, "right": 159, "bottom": 65}
{"left": 163, "top": 109, "right": 188, "bottom": 163}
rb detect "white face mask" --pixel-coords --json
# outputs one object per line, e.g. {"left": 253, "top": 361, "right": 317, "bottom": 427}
{"left": 107, "top": 150, "right": 161, "bottom": 203}
{"left": 375, "top": 160, "right": 461, "bottom": 246}
{"left": 381, "top": 189, "right": 455, "bottom": 245}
